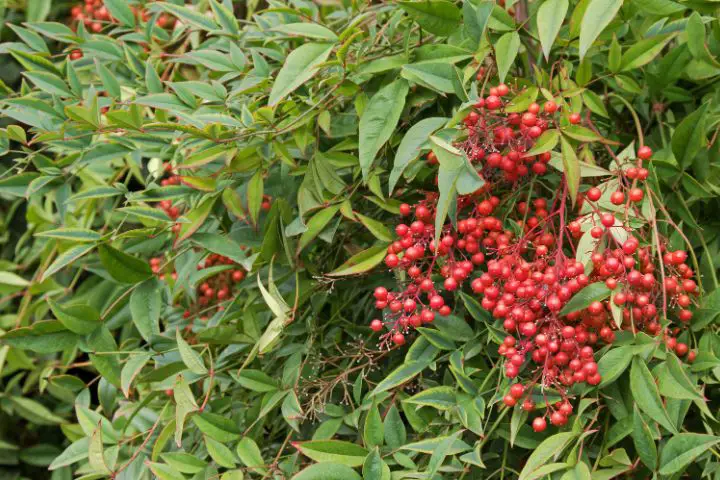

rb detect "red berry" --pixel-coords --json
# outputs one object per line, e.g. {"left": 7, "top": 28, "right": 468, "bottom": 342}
{"left": 610, "top": 191, "right": 625, "bottom": 205}
{"left": 486, "top": 95, "right": 502, "bottom": 110}
{"left": 509, "top": 383, "right": 524, "bottom": 398}
{"left": 569, "top": 113, "right": 581, "bottom": 124}
{"left": 629, "top": 188, "right": 644, "bottom": 202}
{"left": 374, "top": 287, "right": 388, "bottom": 300}
{"left": 370, "top": 319, "right": 383, "bottom": 331}
{"left": 543, "top": 101, "right": 557, "bottom": 113}
{"left": 392, "top": 332, "right": 406, "bottom": 345}
{"left": 638, "top": 146, "right": 653, "bottom": 160}
{"left": 587, "top": 187, "right": 601, "bottom": 201}
{"left": 600, "top": 213, "right": 615, "bottom": 228}
{"left": 385, "top": 254, "right": 399, "bottom": 268}
{"left": 550, "top": 411, "right": 566, "bottom": 426}
{"left": 532, "top": 417, "right": 547, "bottom": 432}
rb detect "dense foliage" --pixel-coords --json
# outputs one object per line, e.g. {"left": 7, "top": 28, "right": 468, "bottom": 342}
{"left": 1, "top": 0, "right": 720, "bottom": 478}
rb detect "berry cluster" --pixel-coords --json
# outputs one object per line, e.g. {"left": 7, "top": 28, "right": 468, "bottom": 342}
{"left": 156, "top": 163, "right": 184, "bottom": 234}
{"left": 189, "top": 254, "right": 246, "bottom": 318}
{"left": 455, "top": 83, "right": 579, "bottom": 181}
{"left": 69, "top": 0, "right": 176, "bottom": 34}
{"left": 369, "top": 84, "right": 698, "bottom": 430}
{"left": 149, "top": 253, "right": 246, "bottom": 323}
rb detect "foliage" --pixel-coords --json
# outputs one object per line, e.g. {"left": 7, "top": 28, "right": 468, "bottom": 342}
{"left": 0, "top": 0, "right": 719, "bottom": 479}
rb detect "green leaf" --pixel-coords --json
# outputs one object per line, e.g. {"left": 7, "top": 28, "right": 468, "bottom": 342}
{"left": 578, "top": 0, "right": 622, "bottom": 59}
{"left": 180, "top": 144, "right": 236, "bottom": 169}
{"left": 104, "top": 0, "right": 135, "bottom": 26}
{"left": 175, "top": 196, "right": 217, "bottom": 244}
{"left": 417, "top": 326, "right": 456, "bottom": 349}
{"left": 298, "top": 204, "right": 341, "bottom": 253}
{"left": 671, "top": 102, "right": 708, "bottom": 171}
{"left": 147, "top": 462, "right": 185, "bottom": 480}
{"left": 560, "top": 141, "right": 581, "bottom": 200}
{"left": 176, "top": 328, "right": 207, "bottom": 375}
{"left": 427, "top": 431, "right": 461, "bottom": 476}
{"left": 161, "top": 452, "right": 208, "bottom": 474}
{"left": 247, "top": 169, "right": 264, "bottom": 226}
{"left": 363, "top": 448, "right": 391, "bottom": 480}
{"left": 524, "top": 129, "right": 560, "bottom": 156}
{"left": 632, "top": 406, "right": 657, "bottom": 471}
{"left": 401, "top": 62, "right": 455, "bottom": 93}
{"left": 35, "top": 228, "right": 101, "bottom": 242}
{"left": 0, "top": 272, "right": 29, "bottom": 289}
{"left": 130, "top": 279, "right": 161, "bottom": 341}
{"left": 630, "top": 357, "right": 677, "bottom": 434}
{"left": 49, "top": 439, "right": 89, "bottom": 470}
{"left": 559, "top": 282, "right": 611, "bottom": 316}
{"left": 210, "top": 0, "right": 239, "bottom": 35}
{"left": 620, "top": 34, "right": 675, "bottom": 71}
{"left": 294, "top": 440, "right": 368, "bottom": 467}
{"left": 206, "top": 435, "right": 237, "bottom": 468}
{"left": 9, "top": 396, "right": 66, "bottom": 425}
{"left": 272, "top": 23, "right": 338, "bottom": 41}
{"left": 518, "top": 432, "right": 576, "bottom": 480}
{"left": 193, "top": 412, "right": 241, "bottom": 443}
{"left": 537, "top": 0, "right": 569, "bottom": 60}
{"left": 371, "top": 361, "right": 429, "bottom": 395}
{"left": 174, "top": 375, "right": 199, "bottom": 447}
{"left": 687, "top": 13, "right": 715, "bottom": 64}
{"left": 235, "top": 369, "right": 279, "bottom": 392}
{"left": 27, "top": 0, "right": 51, "bottom": 22}
{"left": 327, "top": 244, "right": 389, "bottom": 276}
{"left": 398, "top": 0, "right": 461, "bottom": 36}
{"left": 47, "top": 299, "right": 100, "bottom": 335}
{"left": 505, "top": 86, "right": 539, "bottom": 113}
{"left": 23, "top": 71, "right": 72, "bottom": 97}
{"left": 88, "top": 423, "right": 110, "bottom": 475}
{"left": 658, "top": 433, "right": 720, "bottom": 476}
{"left": 495, "top": 32, "right": 520, "bottom": 83}
{"left": 359, "top": 79, "right": 409, "bottom": 181}
{"left": 156, "top": 2, "right": 218, "bottom": 30}
{"left": 383, "top": 404, "right": 407, "bottom": 449}
{"left": 145, "top": 63, "right": 164, "bottom": 94}
{"left": 406, "top": 386, "right": 457, "bottom": 410}
{"left": 1, "top": 321, "right": 79, "bottom": 354}
{"left": 292, "top": 463, "right": 362, "bottom": 480}
{"left": 192, "top": 233, "right": 249, "bottom": 266}
{"left": 363, "top": 403, "right": 384, "bottom": 448}
{"left": 431, "top": 136, "right": 483, "bottom": 239}
{"left": 598, "top": 346, "right": 633, "bottom": 388}
{"left": 356, "top": 213, "right": 393, "bottom": 242}
{"left": 463, "top": 0, "right": 493, "bottom": 44}
{"left": 98, "top": 244, "right": 153, "bottom": 284}
{"left": 582, "top": 90, "right": 609, "bottom": 118}
{"left": 268, "top": 43, "right": 334, "bottom": 106}
{"left": 120, "top": 353, "right": 151, "bottom": 398}
{"left": 236, "top": 437, "right": 267, "bottom": 475}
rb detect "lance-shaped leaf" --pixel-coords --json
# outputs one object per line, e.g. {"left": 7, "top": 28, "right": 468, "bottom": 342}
{"left": 268, "top": 43, "right": 334, "bottom": 106}
{"left": 578, "top": 0, "right": 623, "bottom": 59}
{"left": 537, "top": 0, "right": 569, "bottom": 60}
{"left": 359, "top": 79, "right": 409, "bottom": 181}
{"left": 174, "top": 375, "right": 199, "bottom": 447}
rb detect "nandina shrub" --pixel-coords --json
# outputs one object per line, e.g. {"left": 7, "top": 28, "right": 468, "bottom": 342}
{"left": 0, "top": 0, "right": 719, "bottom": 479}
